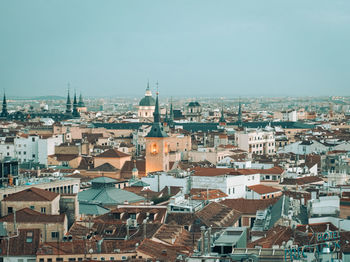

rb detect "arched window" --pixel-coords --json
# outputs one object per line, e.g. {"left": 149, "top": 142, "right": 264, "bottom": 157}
{"left": 151, "top": 143, "right": 158, "bottom": 154}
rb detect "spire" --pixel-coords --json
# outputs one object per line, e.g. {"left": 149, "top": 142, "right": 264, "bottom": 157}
{"left": 170, "top": 97, "right": 174, "bottom": 122}
{"left": 219, "top": 105, "right": 226, "bottom": 124}
{"left": 66, "top": 85, "right": 72, "bottom": 114}
{"left": 146, "top": 90, "right": 168, "bottom": 138}
{"left": 153, "top": 92, "right": 161, "bottom": 123}
{"left": 78, "top": 92, "right": 85, "bottom": 107}
{"left": 72, "top": 91, "right": 80, "bottom": 118}
{"left": 0, "top": 92, "right": 8, "bottom": 117}
{"left": 145, "top": 81, "right": 152, "bottom": 96}
{"left": 238, "top": 99, "right": 242, "bottom": 126}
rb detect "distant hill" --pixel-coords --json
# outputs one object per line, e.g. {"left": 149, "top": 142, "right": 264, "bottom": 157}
{"left": 10, "top": 95, "right": 66, "bottom": 100}
{"left": 32, "top": 96, "right": 66, "bottom": 100}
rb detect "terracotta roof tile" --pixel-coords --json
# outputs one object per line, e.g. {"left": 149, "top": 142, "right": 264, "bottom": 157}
{"left": 248, "top": 184, "right": 281, "bottom": 195}
{"left": 220, "top": 198, "right": 278, "bottom": 215}
{"left": 0, "top": 229, "right": 40, "bottom": 256}
{"left": 136, "top": 239, "right": 191, "bottom": 261}
{"left": 95, "top": 148, "right": 130, "bottom": 158}
{"left": 0, "top": 208, "right": 65, "bottom": 223}
{"left": 3, "top": 187, "right": 59, "bottom": 202}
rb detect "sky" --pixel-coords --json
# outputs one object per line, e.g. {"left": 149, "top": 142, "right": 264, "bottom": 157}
{"left": 0, "top": 0, "right": 350, "bottom": 98}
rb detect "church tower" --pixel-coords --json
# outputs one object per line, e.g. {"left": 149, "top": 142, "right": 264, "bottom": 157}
{"left": 72, "top": 91, "right": 80, "bottom": 118}
{"left": 145, "top": 91, "right": 170, "bottom": 174}
{"left": 0, "top": 93, "right": 8, "bottom": 118}
{"left": 65, "top": 89, "right": 72, "bottom": 114}
{"left": 238, "top": 100, "right": 242, "bottom": 127}
{"left": 219, "top": 106, "right": 226, "bottom": 126}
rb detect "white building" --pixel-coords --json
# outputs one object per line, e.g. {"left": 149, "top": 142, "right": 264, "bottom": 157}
{"left": 14, "top": 134, "right": 63, "bottom": 165}
{"left": 191, "top": 168, "right": 261, "bottom": 199}
{"left": 235, "top": 129, "right": 275, "bottom": 155}
{"left": 278, "top": 140, "right": 328, "bottom": 155}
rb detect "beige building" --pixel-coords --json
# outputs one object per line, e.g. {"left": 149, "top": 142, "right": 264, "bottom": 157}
{"left": 235, "top": 129, "right": 275, "bottom": 155}
{"left": 0, "top": 208, "right": 67, "bottom": 242}
{"left": 94, "top": 148, "right": 131, "bottom": 169}
{"left": 1, "top": 187, "right": 60, "bottom": 216}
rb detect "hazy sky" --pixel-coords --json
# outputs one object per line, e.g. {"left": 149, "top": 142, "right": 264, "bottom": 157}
{"left": 1, "top": 0, "right": 350, "bottom": 97}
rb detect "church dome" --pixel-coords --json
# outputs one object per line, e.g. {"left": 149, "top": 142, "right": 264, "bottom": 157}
{"left": 139, "top": 96, "right": 156, "bottom": 106}
{"left": 188, "top": 101, "right": 201, "bottom": 107}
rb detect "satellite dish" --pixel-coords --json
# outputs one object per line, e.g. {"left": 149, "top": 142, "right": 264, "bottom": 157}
{"left": 89, "top": 248, "right": 93, "bottom": 254}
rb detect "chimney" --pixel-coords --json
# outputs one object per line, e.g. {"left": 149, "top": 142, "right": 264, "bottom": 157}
{"left": 207, "top": 227, "right": 211, "bottom": 255}
{"left": 143, "top": 218, "right": 148, "bottom": 239}
{"left": 97, "top": 239, "right": 103, "bottom": 253}
{"left": 200, "top": 226, "right": 206, "bottom": 256}
{"left": 126, "top": 218, "right": 130, "bottom": 240}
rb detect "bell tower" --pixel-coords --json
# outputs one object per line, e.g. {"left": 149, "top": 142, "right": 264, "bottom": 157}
{"left": 145, "top": 90, "right": 170, "bottom": 174}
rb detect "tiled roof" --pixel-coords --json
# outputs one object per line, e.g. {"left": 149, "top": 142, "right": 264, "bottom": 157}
{"left": 121, "top": 160, "right": 146, "bottom": 178}
{"left": 0, "top": 208, "right": 65, "bottom": 223}
{"left": 153, "top": 222, "right": 195, "bottom": 248}
{"left": 0, "top": 229, "right": 40, "bottom": 256}
{"left": 248, "top": 184, "right": 281, "bottom": 195}
{"left": 191, "top": 166, "right": 284, "bottom": 177}
{"left": 195, "top": 202, "right": 241, "bottom": 227}
{"left": 3, "top": 187, "right": 59, "bottom": 202}
{"left": 190, "top": 188, "right": 228, "bottom": 200}
{"left": 90, "top": 162, "right": 119, "bottom": 172}
{"left": 97, "top": 206, "right": 167, "bottom": 225}
{"left": 95, "top": 148, "right": 130, "bottom": 158}
{"left": 37, "top": 239, "right": 139, "bottom": 255}
{"left": 220, "top": 198, "right": 278, "bottom": 215}
{"left": 247, "top": 226, "right": 294, "bottom": 248}
{"left": 280, "top": 176, "right": 324, "bottom": 185}
{"left": 136, "top": 239, "right": 191, "bottom": 261}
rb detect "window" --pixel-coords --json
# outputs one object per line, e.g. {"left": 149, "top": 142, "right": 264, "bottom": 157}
{"left": 48, "top": 259, "right": 52, "bottom": 262}
{"left": 148, "top": 213, "right": 155, "bottom": 221}
{"left": 51, "top": 232, "right": 59, "bottom": 239}
{"left": 32, "top": 138, "right": 35, "bottom": 142}
{"left": 30, "top": 205, "right": 35, "bottom": 210}
{"left": 232, "top": 188, "right": 235, "bottom": 194}
{"left": 68, "top": 258, "right": 76, "bottom": 262}
{"left": 41, "top": 207, "right": 46, "bottom": 213}
{"left": 39, "top": 259, "right": 44, "bottom": 262}
{"left": 8, "top": 207, "right": 13, "bottom": 214}
{"left": 110, "top": 257, "right": 115, "bottom": 261}
{"left": 26, "top": 231, "right": 33, "bottom": 243}
{"left": 129, "top": 213, "right": 136, "bottom": 219}
{"left": 56, "top": 258, "right": 63, "bottom": 262}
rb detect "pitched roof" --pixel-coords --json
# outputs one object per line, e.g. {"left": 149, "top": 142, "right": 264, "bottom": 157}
{"left": 136, "top": 239, "right": 191, "bottom": 261}
{"left": 248, "top": 184, "right": 282, "bottom": 195}
{"left": 220, "top": 198, "right": 278, "bottom": 215}
{"left": 90, "top": 162, "right": 119, "bottom": 172}
{"left": 95, "top": 148, "right": 130, "bottom": 158}
{"left": 0, "top": 208, "right": 65, "bottom": 223}
{"left": 3, "top": 187, "right": 59, "bottom": 202}
{"left": 0, "top": 229, "right": 40, "bottom": 256}
{"left": 195, "top": 202, "right": 241, "bottom": 227}
{"left": 37, "top": 239, "right": 139, "bottom": 255}
{"left": 78, "top": 187, "right": 145, "bottom": 205}
{"left": 280, "top": 176, "right": 324, "bottom": 185}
